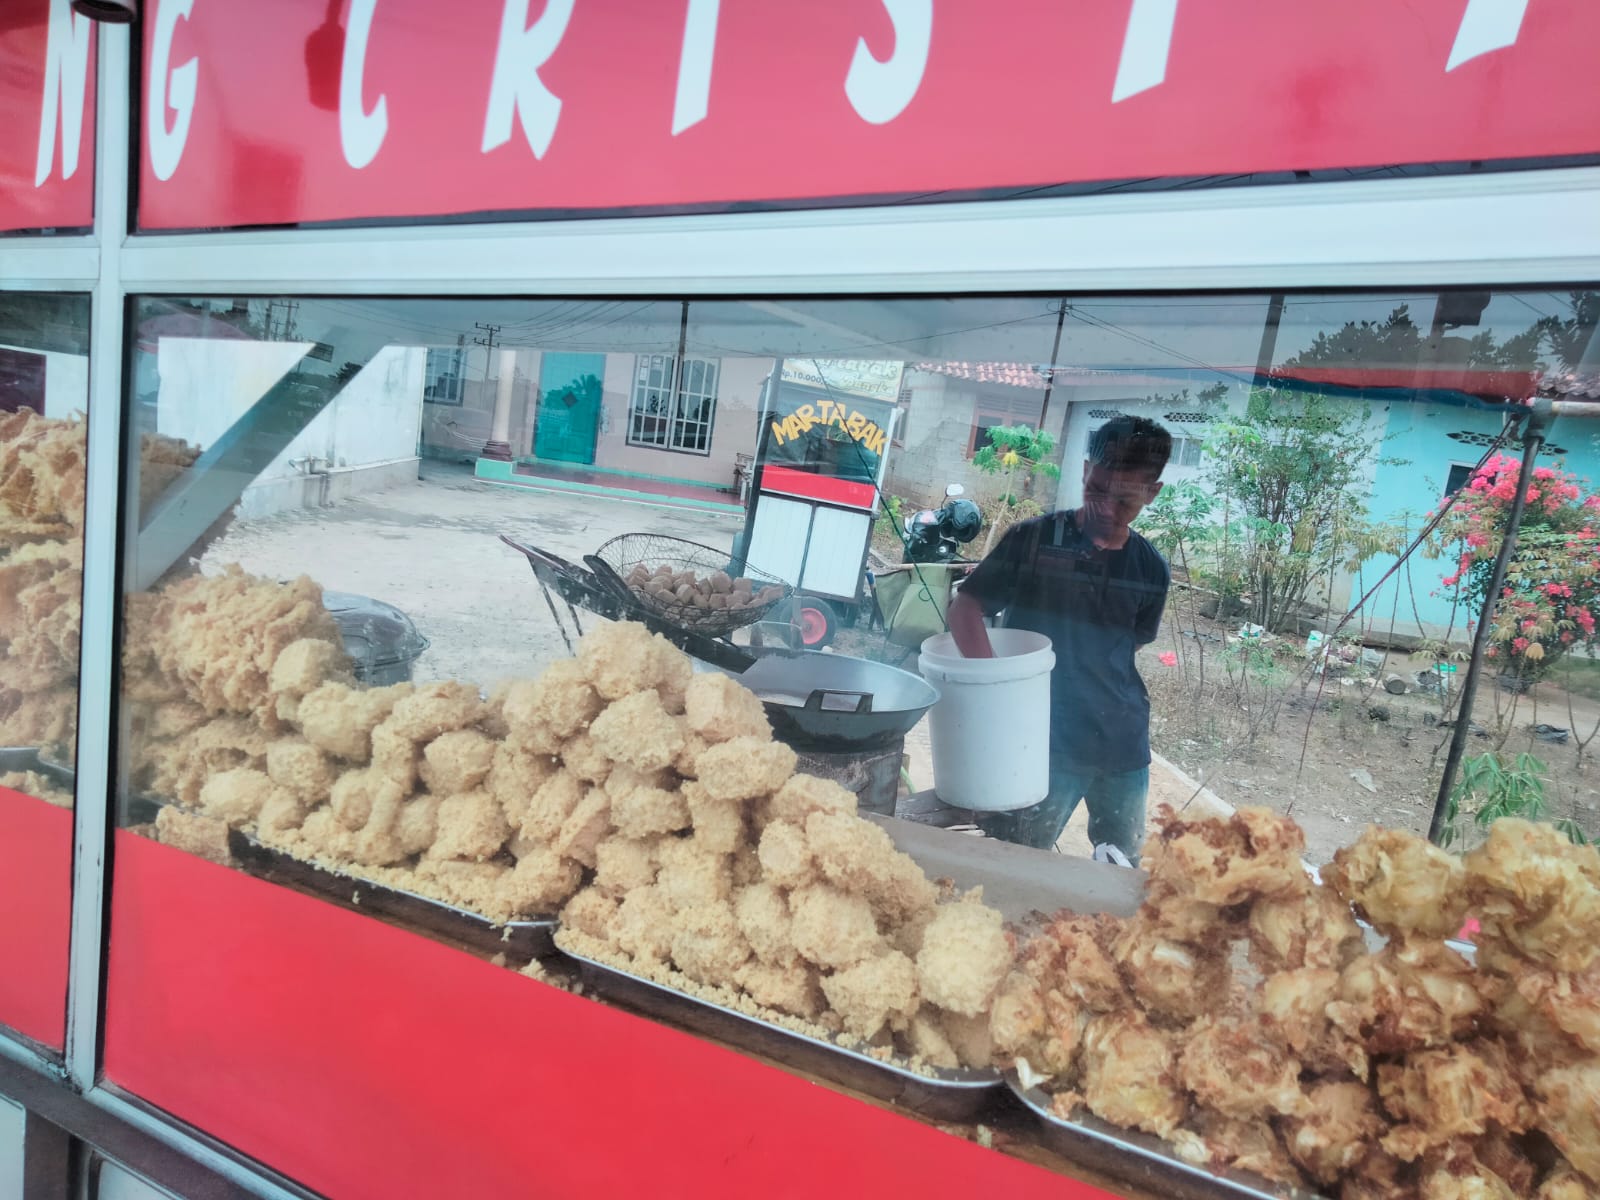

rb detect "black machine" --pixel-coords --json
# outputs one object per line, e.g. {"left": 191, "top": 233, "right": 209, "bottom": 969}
{"left": 902, "top": 484, "right": 982, "bottom": 564}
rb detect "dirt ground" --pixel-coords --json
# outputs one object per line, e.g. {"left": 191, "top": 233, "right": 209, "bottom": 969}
{"left": 202, "top": 465, "right": 1600, "bottom": 866}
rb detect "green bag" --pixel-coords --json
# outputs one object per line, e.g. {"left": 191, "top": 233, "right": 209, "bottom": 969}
{"left": 873, "top": 564, "right": 960, "bottom": 648}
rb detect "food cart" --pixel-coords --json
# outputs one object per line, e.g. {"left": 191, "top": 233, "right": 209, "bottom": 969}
{"left": 737, "top": 358, "right": 901, "bottom": 646}
{"left": 1, "top": 2, "right": 1599, "bottom": 1199}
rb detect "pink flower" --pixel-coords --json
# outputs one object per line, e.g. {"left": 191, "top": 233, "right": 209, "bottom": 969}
{"left": 1513, "top": 637, "right": 1530, "bottom": 652}
{"left": 1158, "top": 651, "right": 1178, "bottom": 667}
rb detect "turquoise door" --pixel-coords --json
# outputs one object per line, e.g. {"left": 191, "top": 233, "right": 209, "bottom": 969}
{"left": 534, "top": 353, "right": 604, "bottom": 464}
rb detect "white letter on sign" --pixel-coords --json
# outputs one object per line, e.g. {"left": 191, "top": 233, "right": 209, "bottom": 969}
{"left": 1111, "top": 0, "right": 1178, "bottom": 102}
{"left": 34, "top": 0, "right": 92, "bottom": 187}
{"left": 482, "top": 0, "right": 575, "bottom": 158}
{"left": 844, "top": 0, "right": 931, "bottom": 125}
{"left": 148, "top": 0, "right": 198, "bottom": 182}
{"left": 671, "top": 0, "right": 719, "bottom": 135}
{"left": 1446, "top": 0, "right": 1530, "bottom": 70}
{"left": 340, "top": 0, "right": 388, "bottom": 168}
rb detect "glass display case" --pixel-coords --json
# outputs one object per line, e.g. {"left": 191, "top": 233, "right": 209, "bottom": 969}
{"left": 0, "top": 292, "right": 89, "bottom": 1055}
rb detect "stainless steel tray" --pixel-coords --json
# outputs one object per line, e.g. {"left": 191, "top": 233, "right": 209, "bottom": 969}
{"left": 560, "top": 943, "right": 1003, "bottom": 1121}
{"left": 228, "top": 829, "right": 556, "bottom": 960}
{"left": 1006, "top": 1075, "right": 1329, "bottom": 1200}
{"left": 0, "top": 746, "right": 72, "bottom": 786}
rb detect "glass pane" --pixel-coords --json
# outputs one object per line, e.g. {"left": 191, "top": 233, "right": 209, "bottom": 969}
{"left": 110, "top": 289, "right": 1600, "bottom": 1195}
{"left": 0, "top": 292, "right": 90, "bottom": 1054}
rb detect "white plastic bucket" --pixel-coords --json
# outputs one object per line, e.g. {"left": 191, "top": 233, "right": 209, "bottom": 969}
{"left": 918, "top": 629, "right": 1054, "bottom": 811}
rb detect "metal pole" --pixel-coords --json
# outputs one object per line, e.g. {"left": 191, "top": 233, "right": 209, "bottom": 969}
{"left": 1428, "top": 397, "right": 1553, "bottom": 843}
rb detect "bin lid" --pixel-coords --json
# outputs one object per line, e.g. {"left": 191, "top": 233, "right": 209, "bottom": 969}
{"left": 323, "top": 590, "right": 430, "bottom": 670}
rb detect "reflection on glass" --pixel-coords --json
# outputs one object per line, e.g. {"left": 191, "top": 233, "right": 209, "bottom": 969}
{"left": 114, "top": 290, "right": 1600, "bottom": 878}
{"left": 0, "top": 292, "right": 90, "bottom": 1051}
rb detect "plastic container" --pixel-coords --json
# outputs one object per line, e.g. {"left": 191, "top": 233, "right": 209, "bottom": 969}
{"left": 324, "top": 591, "right": 431, "bottom": 686}
{"left": 917, "top": 629, "right": 1054, "bottom": 811}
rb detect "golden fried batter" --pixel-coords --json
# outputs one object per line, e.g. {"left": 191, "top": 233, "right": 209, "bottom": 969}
{"left": 1325, "top": 826, "right": 1468, "bottom": 941}
{"left": 804, "top": 810, "right": 937, "bottom": 925}
{"left": 670, "top": 899, "right": 751, "bottom": 985}
{"left": 914, "top": 895, "right": 1011, "bottom": 1017}
{"left": 695, "top": 736, "right": 797, "bottom": 802}
{"left": 593, "top": 835, "right": 660, "bottom": 897}
{"left": 1178, "top": 1008, "right": 1307, "bottom": 1120}
{"left": 1533, "top": 1062, "right": 1600, "bottom": 1185}
{"left": 655, "top": 834, "right": 734, "bottom": 910}
{"left": 265, "top": 739, "right": 336, "bottom": 802}
{"left": 1248, "top": 880, "right": 1366, "bottom": 973}
{"left": 1143, "top": 804, "right": 1309, "bottom": 907}
{"left": 734, "top": 882, "right": 797, "bottom": 966}
{"left": 1080, "top": 1011, "right": 1188, "bottom": 1139}
{"left": 1466, "top": 818, "right": 1600, "bottom": 975}
{"left": 198, "top": 767, "right": 277, "bottom": 824}
{"left": 608, "top": 783, "right": 690, "bottom": 839}
{"left": 419, "top": 729, "right": 496, "bottom": 795}
{"left": 496, "top": 847, "right": 582, "bottom": 917}
{"left": 764, "top": 773, "right": 857, "bottom": 826}
{"left": 1280, "top": 1080, "right": 1385, "bottom": 1185}
{"left": 560, "top": 885, "right": 620, "bottom": 941}
{"left": 1378, "top": 1041, "right": 1533, "bottom": 1161}
{"left": 428, "top": 790, "right": 510, "bottom": 862}
{"left": 756, "top": 819, "right": 816, "bottom": 891}
{"left": 790, "top": 882, "right": 884, "bottom": 970}
{"left": 684, "top": 780, "right": 746, "bottom": 855}
{"left": 1329, "top": 938, "right": 1484, "bottom": 1056}
{"left": 296, "top": 680, "right": 412, "bottom": 761}
{"left": 821, "top": 950, "right": 920, "bottom": 1041}
{"left": 588, "top": 687, "right": 686, "bottom": 773}
{"left": 684, "top": 672, "right": 771, "bottom": 743}
{"left": 551, "top": 785, "right": 610, "bottom": 868}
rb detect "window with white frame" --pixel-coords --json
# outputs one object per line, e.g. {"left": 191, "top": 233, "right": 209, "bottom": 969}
{"left": 423, "top": 346, "right": 466, "bottom": 406}
{"left": 629, "top": 354, "right": 719, "bottom": 453}
{"left": 1169, "top": 434, "right": 1204, "bottom": 468}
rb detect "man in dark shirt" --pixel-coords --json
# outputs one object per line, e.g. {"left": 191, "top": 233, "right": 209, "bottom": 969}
{"left": 947, "top": 416, "right": 1172, "bottom": 863}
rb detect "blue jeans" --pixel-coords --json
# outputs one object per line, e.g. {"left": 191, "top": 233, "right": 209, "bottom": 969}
{"left": 978, "top": 763, "right": 1149, "bottom": 864}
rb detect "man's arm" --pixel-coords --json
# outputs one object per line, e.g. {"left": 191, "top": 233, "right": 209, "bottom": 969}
{"left": 948, "top": 591, "right": 995, "bottom": 658}
{"left": 1132, "top": 551, "right": 1171, "bottom": 646}
{"left": 947, "top": 523, "right": 1028, "bottom": 658}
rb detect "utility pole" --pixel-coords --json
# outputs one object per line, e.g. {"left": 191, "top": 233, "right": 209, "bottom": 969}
{"left": 474, "top": 324, "right": 513, "bottom": 463}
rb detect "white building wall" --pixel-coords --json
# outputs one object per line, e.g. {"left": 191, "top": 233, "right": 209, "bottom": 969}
{"left": 154, "top": 339, "right": 425, "bottom": 517}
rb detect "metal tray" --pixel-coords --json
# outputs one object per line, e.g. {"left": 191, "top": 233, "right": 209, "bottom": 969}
{"left": 1006, "top": 1075, "right": 1329, "bottom": 1200}
{"left": 560, "top": 943, "right": 1003, "bottom": 1121}
{"left": 0, "top": 746, "right": 72, "bottom": 786}
{"left": 228, "top": 829, "right": 556, "bottom": 960}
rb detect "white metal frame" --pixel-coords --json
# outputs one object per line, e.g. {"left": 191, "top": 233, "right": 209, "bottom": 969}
{"left": 0, "top": 23, "right": 1597, "bottom": 1200}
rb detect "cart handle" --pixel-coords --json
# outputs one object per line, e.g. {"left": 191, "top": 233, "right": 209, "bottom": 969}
{"left": 803, "top": 689, "right": 874, "bottom": 714}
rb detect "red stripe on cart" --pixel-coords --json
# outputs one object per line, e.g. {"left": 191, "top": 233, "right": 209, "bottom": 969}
{"left": 760, "top": 466, "right": 876, "bottom": 510}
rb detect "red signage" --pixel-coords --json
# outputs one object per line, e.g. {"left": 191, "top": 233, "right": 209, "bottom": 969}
{"left": 130, "top": 0, "right": 1600, "bottom": 230}
{"left": 0, "top": 1, "right": 97, "bottom": 234}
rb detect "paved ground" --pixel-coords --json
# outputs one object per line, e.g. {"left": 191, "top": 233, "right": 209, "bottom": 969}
{"left": 206, "top": 463, "right": 747, "bottom": 690}
{"left": 206, "top": 464, "right": 1223, "bottom": 863}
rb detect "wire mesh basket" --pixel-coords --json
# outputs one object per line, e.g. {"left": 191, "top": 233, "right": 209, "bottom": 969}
{"left": 593, "top": 533, "right": 791, "bottom": 637}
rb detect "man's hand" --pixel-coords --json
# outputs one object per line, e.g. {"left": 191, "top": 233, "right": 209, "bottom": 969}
{"left": 947, "top": 592, "right": 996, "bottom": 658}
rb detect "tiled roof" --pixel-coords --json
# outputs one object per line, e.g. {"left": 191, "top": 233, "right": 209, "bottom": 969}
{"left": 1537, "top": 370, "right": 1600, "bottom": 403}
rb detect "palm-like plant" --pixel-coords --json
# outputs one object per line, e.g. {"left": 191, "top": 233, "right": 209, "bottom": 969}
{"left": 972, "top": 424, "right": 1061, "bottom": 555}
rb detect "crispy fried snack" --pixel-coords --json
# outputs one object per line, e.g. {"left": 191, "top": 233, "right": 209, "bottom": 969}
{"left": 608, "top": 782, "right": 690, "bottom": 840}
{"left": 914, "top": 894, "right": 1011, "bottom": 1017}
{"left": 428, "top": 790, "right": 510, "bottom": 862}
{"left": 1080, "top": 1011, "right": 1188, "bottom": 1139}
{"left": 560, "top": 885, "right": 619, "bottom": 941}
{"left": 576, "top": 620, "right": 685, "bottom": 702}
{"left": 734, "top": 881, "right": 797, "bottom": 966}
{"left": 736, "top": 959, "right": 824, "bottom": 1020}
{"left": 695, "top": 736, "right": 797, "bottom": 802}
{"left": 1465, "top": 818, "right": 1600, "bottom": 975}
{"left": 1325, "top": 826, "right": 1468, "bottom": 941}
{"left": 296, "top": 680, "right": 412, "bottom": 762}
{"left": 790, "top": 882, "right": 884, "bottom": 970}
{"left": 1177, "top": 1007, "right": 1308, "bottom": 1120}
{"left": 1260, "top": 966, "right": 1369, "bottom": 1079}
{"left": 1280, "top": 1080, "right": 1386, "bottom": 1185}
{"left": 593, "top": 835, "right": 660, "bottom": 897}
{"left": 1377, "top": 1041, "right": 1533, "bottom": 1161}
{"left": 419, "top": 729, "right": 496, "bottom": 795}
{"left": 1248, "top": 880, "right": 1366, "bottom": 973}
{"left": 588, "top": 688, "right": 686, "bottom": 773}
{"left": 1328, "top": 937, "right": 1484, "bottom": 1056}
{"left": 1112, "top": 914, "right": 1228, "bottom": 1024}
{"left": 804, "top": 810, "right": 937, "bottom": 925}
{"left": 1142, "top": 804, "right": 1309, "bottom": 907}
{"left": 756, "top": 819, "right": 816, "bottom": 891}
{"left": 763, "top": 773, "right": 857, "bottom": 826}
{"left": 1533, "top": 1062, "right": 1600, "bottom": 1185}
{"left": 1182, "top": 1110, "right": 1304, "bottom": 1188}
{"left": 683, "top": 671, "right": 771, "bottom": 744}
{"left": 670, "top": 899, "right": 752, "bottom": 985}
{"left": 497, "top": 847, "right": 582, "bottom": 917}
{"left": 820, "top": 950, "right": 920, "bottom": 1041}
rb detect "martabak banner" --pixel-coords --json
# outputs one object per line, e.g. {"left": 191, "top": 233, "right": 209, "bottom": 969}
{"left": 1, "top": 0, "right": 96, "bottom": 233}
{"left": 136, "top": 0, "right": 1600, "bottom": 230}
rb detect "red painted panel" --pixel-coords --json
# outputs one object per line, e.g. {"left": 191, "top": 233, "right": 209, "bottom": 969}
{"left": 760, "top": 464, "right": 877, "bottom": 510}
{"left": 0, "top": 787, "right": 71, "bottom": 1051}
{"left": 0, "top": 1, "right": 96, "bottom": 233}
{"left": 135, "top": 0, "right": 1600, "bottom": 229}
{"left": 104, "top": 831, "right": 1105, "bottom": 1200}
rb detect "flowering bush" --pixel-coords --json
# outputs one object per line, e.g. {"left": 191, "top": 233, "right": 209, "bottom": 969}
{"left": 1431, "top": 454, "right": 1600, "bottom": 674}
